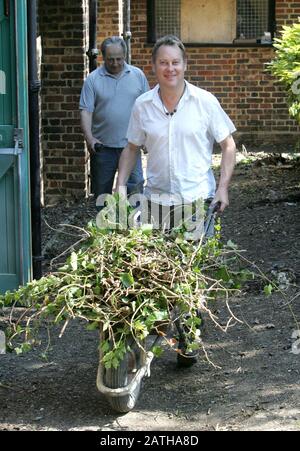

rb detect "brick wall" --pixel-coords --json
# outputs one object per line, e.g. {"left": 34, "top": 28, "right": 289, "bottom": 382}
{"left": 98, "top": 0, "right": 122, "bottom": 38}
{"left": 97, "top": 0, "right": 300, "bottom": 149}
{"left": 38, "top": 0, "right": 89, "bottom": 204}
{"left": 276, "top": 0, "right": 300, "bottom": 27}
{"left": 38, "top": 0, "right": 300, "bottom": 204}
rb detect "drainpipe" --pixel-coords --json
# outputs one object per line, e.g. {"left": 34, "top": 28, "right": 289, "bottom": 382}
{"left": 123, "top": 0, "right": 131, "bottom": 64}
{"left": 87, "top": 0, "right": 99, "bottom": 72}
{"left": 27, "top": 0, "right": 42, "bottom": 279}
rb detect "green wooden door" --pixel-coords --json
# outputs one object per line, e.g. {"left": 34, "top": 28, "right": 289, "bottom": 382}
{"left": 0, "top": 0, "right": 32, "bottom": 293}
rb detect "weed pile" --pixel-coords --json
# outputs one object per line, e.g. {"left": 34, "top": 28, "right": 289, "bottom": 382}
{"left": 0, "top": 220, "right": 249, "bottom": 368}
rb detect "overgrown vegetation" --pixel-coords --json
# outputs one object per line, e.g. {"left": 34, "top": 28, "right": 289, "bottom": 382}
{"left": 268, "top": 19, "right": 300, "bottom": 123}
{"left": 0, "top": 198, "right": 262, "bottom": 369}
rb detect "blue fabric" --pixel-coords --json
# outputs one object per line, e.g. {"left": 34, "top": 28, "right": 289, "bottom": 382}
{"left": 79, "top": 64, "right": 150, "bottom": 148}
{"left": 91, "top": 146, "right": 144, "bottom": 199}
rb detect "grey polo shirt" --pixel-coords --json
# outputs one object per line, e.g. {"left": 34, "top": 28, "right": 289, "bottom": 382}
{"left": 79, "top": 63, "right": 149, "bottom": 148}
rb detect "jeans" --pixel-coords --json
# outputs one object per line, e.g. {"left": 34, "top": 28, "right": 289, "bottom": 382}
{"left": 142, "top": 198, "right": 215, "bottom": 238}
{"left": 90, "top": 146, "right": 144, "bottom": 200}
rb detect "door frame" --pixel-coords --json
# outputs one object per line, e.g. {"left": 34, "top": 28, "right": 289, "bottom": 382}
{"left": 15, "top": 0, "right": 32, "bottom": 287}
{"left": 0, "top": 0, "right": 32, "bottom": 294}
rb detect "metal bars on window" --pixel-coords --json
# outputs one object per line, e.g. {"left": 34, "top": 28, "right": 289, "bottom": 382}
{"left": 237, "top": 0, "right": 270, "bottom": 40}
{"left": 148, "top": 0, "right": 274, "bottom": 44}
{"left": 154, "top": 0, "right": 181, "bottom": 40}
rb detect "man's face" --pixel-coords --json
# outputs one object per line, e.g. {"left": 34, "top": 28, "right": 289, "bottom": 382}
{"left": 104, "top": 44, "right": 126, "bottom": 76}
{"left": 153, "top": 45, "right": 187, "bottom": 90}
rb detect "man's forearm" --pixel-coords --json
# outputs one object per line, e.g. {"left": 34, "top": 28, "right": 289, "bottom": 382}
{"left": 213, "top": 135, "right": 236, "bottom": 211}
{"left": 80, "top": 110, "right": 95, "bottom": 146}
{"left": 218, "top": 135, "right": 236, "bottom": 189}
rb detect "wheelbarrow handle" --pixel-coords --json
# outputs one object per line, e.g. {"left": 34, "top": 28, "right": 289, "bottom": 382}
{"left": 208, "top": 200, "right": 221, "bottom": 213}
{"left": 207, "top": 201, "right": 221, "bottom": 215}
{"left": 203, "top": 201, "right": 221, "bottom": 237}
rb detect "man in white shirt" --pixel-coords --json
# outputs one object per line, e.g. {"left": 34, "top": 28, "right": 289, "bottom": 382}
{"left": 116, "top": 35, "right": 236, "bottom": 222}
{"left": 116, "top": 35, "right": 236, "bottom": 367}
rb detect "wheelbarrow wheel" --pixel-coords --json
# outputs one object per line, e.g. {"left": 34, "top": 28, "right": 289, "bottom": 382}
{"left": 103, "top": 339, "right": 143, "bottom": 413}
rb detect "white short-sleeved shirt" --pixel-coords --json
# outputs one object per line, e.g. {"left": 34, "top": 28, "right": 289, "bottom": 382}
{"left": 127, "top": 81, "right": 236, "bottom": 205}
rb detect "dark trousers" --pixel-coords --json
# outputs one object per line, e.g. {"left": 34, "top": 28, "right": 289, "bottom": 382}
{"left": 142, "top": 199, "right": 215, "bottom": 237}
{"left": 91, "top": 146, "right": 144, "bottom": 199}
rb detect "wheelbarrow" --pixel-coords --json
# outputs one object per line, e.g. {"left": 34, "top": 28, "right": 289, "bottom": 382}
{"left": 96, "top": 201, "right": 220, "bottom": 412}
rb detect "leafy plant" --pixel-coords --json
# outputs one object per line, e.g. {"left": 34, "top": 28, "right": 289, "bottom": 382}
{"left": 0, "top": 197, "right": 261, "bottom": 368}
{"left": 267, "top": 19, "right": 300, "bottom": 123}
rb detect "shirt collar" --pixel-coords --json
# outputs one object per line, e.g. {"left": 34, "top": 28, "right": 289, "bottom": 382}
{"left": 152, "top": 84, "right": 161, "bottom": 109}
{"left": 151, "top": 80, "right": 194, "bottom": 110}
{"left": 183, "top": 80, "right": 198, "bottom": 99}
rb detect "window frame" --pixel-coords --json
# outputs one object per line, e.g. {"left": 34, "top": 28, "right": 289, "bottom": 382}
{"left": 147, "top": 0, "right": 276, "bottom": 47}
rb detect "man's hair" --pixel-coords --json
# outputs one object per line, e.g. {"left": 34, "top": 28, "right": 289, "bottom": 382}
{"left": 152, "top": 35, "right": 187, "bottom": 63}
{"left": 101, "top": 36, "right": 127, "bottom": 57}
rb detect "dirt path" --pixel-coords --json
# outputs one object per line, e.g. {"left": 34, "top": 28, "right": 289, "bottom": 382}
{"left": 0, "top": 152, "right": 299, "bottom": 431}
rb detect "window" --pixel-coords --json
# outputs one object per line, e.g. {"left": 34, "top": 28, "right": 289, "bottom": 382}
{"left": 154, "top": 0, "right": 181, "bottom": 39}
{"left": 237, "top": 0, "right": 272, "bottom": 40}
{"left": 147, "top": 0, "right": 275, "bottom": 45}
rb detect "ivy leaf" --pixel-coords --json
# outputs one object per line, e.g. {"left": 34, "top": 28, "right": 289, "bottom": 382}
{"left": 264, "top": 284, "right": 273, "bottom": 296}
{"left": 120, "top": 273, "right": 134, "bottom": 288}
{"left": 216, "top": 266, "right": 231, "bottom": 282}
{"left": 15, "top": 342, "right": 32, "bottom": 355}
{"left": 140, "top": 224, "right": 153, "bottom": 236}
{"left": 93, "top": 286, "right": 101, "bottom": 295}
{"left": 100, "top": 340, "right": 110, "bottom": 354}
{"left": 112, "top": 357, "right": 120, "bottom": 369}
{"left": 86, "top": 322, "right": 99, "bottom": 331}
{"left": 152, "top": 345, "right": 163, "bottom": 357}
{"left": 153, "top": 310, "right": 168, "bottom": 321}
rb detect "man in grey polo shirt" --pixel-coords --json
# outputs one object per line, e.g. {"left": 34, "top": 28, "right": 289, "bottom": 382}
{"left": 80, "top": 36, "right": 149, "bottom": 205}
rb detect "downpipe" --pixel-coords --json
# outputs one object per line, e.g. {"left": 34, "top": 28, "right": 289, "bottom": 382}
{"left": 87, "top": 0, "right": 99, "bottom": 73}
{"left": 123, "top": 0, "right": 132, "bottom": 64}
{"left": 27, "top": 0, "right": 43, "bottom": 279}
